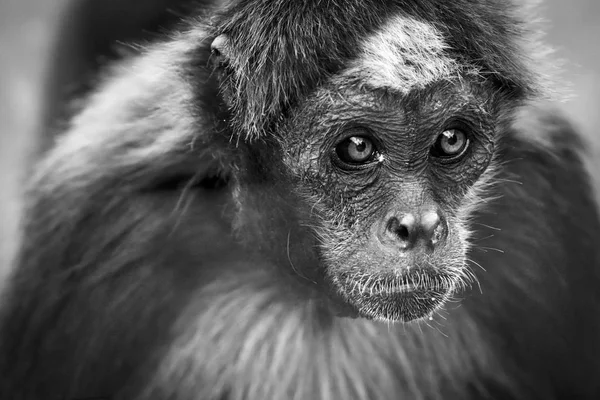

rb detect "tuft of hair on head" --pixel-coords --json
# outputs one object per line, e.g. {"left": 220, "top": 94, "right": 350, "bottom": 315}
{"left": 206, "top": 0, "right": 561, "bottom": 141}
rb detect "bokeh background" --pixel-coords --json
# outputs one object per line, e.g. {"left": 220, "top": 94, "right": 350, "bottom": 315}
{"left": 0, "top": 0, "right": 599, "bottom": 280}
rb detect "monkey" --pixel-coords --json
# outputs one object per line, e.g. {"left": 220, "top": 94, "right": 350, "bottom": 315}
{"left": 1, "top": 0, "right": 600, "bottom": 399}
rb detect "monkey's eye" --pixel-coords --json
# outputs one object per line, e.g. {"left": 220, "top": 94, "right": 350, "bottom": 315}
{"left": 335, "top": 136, "right": 377, "bottom": 165}
{"left": 430, "top": 129, "right": 470, "bottom": 160}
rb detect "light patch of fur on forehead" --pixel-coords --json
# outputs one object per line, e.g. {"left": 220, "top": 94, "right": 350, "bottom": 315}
{"left": 339, "top": 15, "right": 460, "bottom": 93}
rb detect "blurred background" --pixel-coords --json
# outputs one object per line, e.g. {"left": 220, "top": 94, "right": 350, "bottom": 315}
{"left": 0, "top": 0, "right": 599, "bottom": 280}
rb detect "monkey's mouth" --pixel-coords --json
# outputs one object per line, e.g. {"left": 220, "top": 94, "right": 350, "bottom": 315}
{"left": 334, "top": 270, "right": 455, "bottom": 322}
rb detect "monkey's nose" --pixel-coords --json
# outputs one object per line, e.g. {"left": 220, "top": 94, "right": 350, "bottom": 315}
{"left": 382, "top": 210, "right": 447, "bottom": 251}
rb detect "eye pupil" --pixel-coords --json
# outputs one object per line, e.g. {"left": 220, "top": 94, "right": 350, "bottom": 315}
{"left": 446, "top": 133, "right": 457, "bottom": 146}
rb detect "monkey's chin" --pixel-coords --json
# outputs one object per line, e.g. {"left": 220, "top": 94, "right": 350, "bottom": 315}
{"left": 333, "top": 271, "right": 454, "bottom": 323}
{"left": 352, "top": 288, "right": 449, "bottom": 322}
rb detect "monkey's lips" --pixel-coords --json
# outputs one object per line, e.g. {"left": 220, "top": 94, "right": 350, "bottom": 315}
{"left": 334, "top": 271, "right": 454, "bottom": 322}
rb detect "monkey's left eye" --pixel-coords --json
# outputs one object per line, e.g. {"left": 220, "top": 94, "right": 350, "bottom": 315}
{"left": 430, "top": 129, "right": 470, "bottom": 160}
{"left": 335, "top": 136, "right": 377, "bottom": 165}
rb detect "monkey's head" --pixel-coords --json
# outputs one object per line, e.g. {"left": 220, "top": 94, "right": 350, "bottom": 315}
{"left": 208, "top": 0, "right": 552, "bottom": 322}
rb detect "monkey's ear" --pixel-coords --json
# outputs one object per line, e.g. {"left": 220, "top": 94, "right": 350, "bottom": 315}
{"left": 210, "top": 34, "right": 232, "bottom": 71}
{"left": 210, "top": 34, "right": 230, "bottom": 59}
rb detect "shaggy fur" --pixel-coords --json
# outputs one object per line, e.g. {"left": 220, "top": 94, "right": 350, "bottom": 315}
{"left": 1, "top": 1, "right": 599, "bottom": 400}
{"left": 210, "top": 0, "right": 554, "bottom": 139}
{"left": 340, "top": 15, "right": 462, "bottom": 93}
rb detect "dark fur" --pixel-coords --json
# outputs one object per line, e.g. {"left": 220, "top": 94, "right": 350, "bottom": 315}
{"left": 211, "top": 0, "right": 549, "bottom": 138}
{"left": 1, "top": 0, "right": 600, "bottom": 399}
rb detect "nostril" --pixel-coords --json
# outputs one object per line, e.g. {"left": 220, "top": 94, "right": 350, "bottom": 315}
{"left": 386, "top": 215, "right": 415, "bottom": 246}
{"left": 398, "top": 213, "right": 416, "bottom": 242}
{"left": 396, "top": 224, "right": 410, "bottom": 241}
{"left": 431, "top": 216, "right": 448, "bottom": 245}
{"left": 431, "top": 223, "right": 445, "bottom": 245}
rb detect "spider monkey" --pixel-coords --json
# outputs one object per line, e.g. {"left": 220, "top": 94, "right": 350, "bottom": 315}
{"left": 1, "top": 0, "right": 600, "bottom": 399}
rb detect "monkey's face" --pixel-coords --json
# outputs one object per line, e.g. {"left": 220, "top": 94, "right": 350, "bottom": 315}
{"left": 280, "top": 80, "right": 498, "bottom": 323}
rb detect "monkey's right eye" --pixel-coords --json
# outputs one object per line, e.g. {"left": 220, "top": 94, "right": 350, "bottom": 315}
{"left": 335, "top": 136, "right": 378, "bottom": 166}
